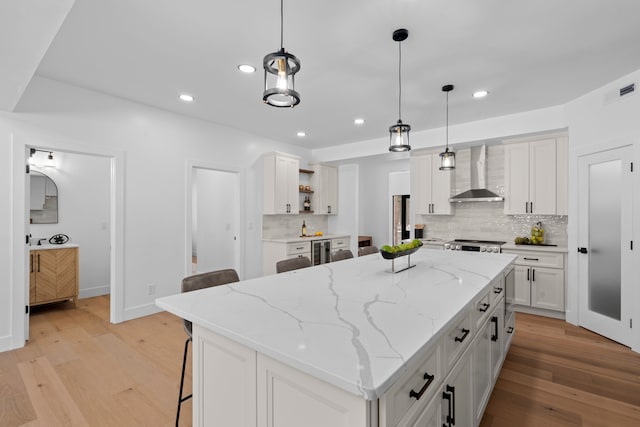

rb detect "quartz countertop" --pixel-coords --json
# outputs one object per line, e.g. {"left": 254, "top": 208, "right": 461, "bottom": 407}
{"left": 263, "top": 233, "right": 350, "bottom": 243}
{"left": 502, "top": 243, "right": 568, "bottom": 253}
{"left": 29, "top": 243, "right": 79, "bottom": 251}
{"left": 156, "top": 249, "right": 515, "bottom": 399}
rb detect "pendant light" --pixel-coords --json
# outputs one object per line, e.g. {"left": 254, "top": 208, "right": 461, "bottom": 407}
{"left": 439, "top": 84, "right": 455, "bottom": 170}
{"left": 262, "top": 0, "right": 301, "bottom": 107}
{"left": 388, "top": 29, "right": 411, "bottom": 152}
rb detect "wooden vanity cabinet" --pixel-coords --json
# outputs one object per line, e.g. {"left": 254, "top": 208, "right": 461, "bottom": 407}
{"left": 30, "top": 247, "right": 79, "bottom": 307}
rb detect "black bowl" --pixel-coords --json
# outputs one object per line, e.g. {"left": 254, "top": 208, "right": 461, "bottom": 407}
{"left": 380, "top": 242, "right": 423, "bottom": 260}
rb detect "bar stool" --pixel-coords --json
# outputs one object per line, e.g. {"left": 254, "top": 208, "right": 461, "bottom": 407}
{"left": 176, "top": 268, "right": 239, "bottom": 426}
{"left": 358, "top": 245, "right": 379, "bottom": 256}
{"left": 276, "top": 256, "right": 311, "bottom": 273}
{"left": 331, "top": 249, "right": 354, "bottom": 262}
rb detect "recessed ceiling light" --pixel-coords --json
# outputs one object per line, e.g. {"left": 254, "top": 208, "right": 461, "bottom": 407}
{"left": 297, "top": 131, "right": 306, "bottom": 137}
{"left": 354, "top": 118, "right": 365, "bottom": 125}
{"left": 238, "top": 64, "right": 256, "bottom": 73}
{"left": 473, "top": 90, "right": 489, "bottom": 98}
{"left": 179, "top": 94, "right": 195, "bottom": 102}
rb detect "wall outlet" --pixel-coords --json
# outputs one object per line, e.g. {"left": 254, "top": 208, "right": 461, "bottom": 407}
{"left": 147, "top": 284, "right": 156, "bottom": 296}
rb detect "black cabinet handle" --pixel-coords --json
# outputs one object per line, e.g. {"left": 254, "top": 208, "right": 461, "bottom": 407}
{"left": 454, "top": 328, "right": 470, "bottom": 343}
{"left": 527, "top": 268, "right": 530, "bottom": 281}
{"left": 409, "top": 372, "right": 435, "bottom": 400}
{"left": 523, "top": 257, "right": 539, "bottom": 261}
{"left": 491, "top": 316, "right": 499, "bottom": 341}
{"left": 493, "top": 287, "right": 503, "bottom": 294}
{"left": 30, "top": 254, "right": 34, "bottom": 273}
{"left": 532, "top": 269, "right": 535, "bottom": 282}
{"left": 479, "top": 302, "right": 490, "bottom": 313}
{"left": 578, "top": 247, "right": 588, "bottom": 254}
{"left": 530, "top": 202, "right": 533, "bottom": 213}
{"left": 37, "top": 254, "right": 41, "bottom": 273}
{"left": 507, "top": 326, "right": 514, "bottom": 334}
{"left": 442, "top": 389, "right": 453, "bottom": 427}
{"left": 328, "top": 206, "right": 331, "bottom": 214}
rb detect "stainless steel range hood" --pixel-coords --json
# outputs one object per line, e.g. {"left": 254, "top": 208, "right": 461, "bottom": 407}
{"left": 449, "top": 145, "right": 504, "bottom": 202}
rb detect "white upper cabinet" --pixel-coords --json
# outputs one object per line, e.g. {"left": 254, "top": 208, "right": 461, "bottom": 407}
{"left": 504, "top": 137, "right": 567, "bottom": 215}
{"left": 310, "top": 163, "right": 338, "bottom": 215}
{"left": 411, "top": 153, "right": 453, "bottom": 215}
{"left": 263, "top": 153, "right": 299, "bottom": 215}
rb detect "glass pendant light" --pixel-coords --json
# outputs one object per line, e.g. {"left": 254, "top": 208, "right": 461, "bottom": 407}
{"left": 388, "top": 29, "right": 411, "bottom": 152}
{"left": 439, "top": 84, "right": 455, "bottom": 170}
{"left": 262, "top": 0, "right": 301, "bottom": 107}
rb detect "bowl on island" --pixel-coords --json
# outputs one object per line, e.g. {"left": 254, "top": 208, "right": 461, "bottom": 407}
{"left": 380, "top": 240, "right": 423, "bottom": 260}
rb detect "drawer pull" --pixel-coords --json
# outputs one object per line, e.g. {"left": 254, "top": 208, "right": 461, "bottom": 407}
{"left": 523, "top": 257, "right": 539, "bottom": 261}
{"left": 491, "top": 316, "right": 499, "bottom": 341}
{"left": 507, "top": 326, "right": 514, "bottom": 334}
{"left": 296, "top": 246, "right": 304, "bottom": 250}
{"left": 409, "top": 372, "right": 435, "bottom": 400}
{"left": 454, "top": 328, "right": 470, "bottom": 343}
{"left": 442, "top": 384, "right": 456, "bottom": 426}
{"left": 493, "top": 287, "right": 503, "bottom": 294}
{"left": 478, "top": 302, "right": 490, "bottom": 313}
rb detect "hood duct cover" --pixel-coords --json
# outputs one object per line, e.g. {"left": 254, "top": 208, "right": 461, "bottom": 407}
{"left": 449, "top": 145, "right": 504, "bottom": 202}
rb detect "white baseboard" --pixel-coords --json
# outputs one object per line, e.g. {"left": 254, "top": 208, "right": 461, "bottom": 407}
{"left": 79, "top": 285, "right": 110, "bottom": 299}
{"left": 514, "top": 305, "right": 566, "bottom": 320}
{"left": 123, "top": 302, "right": 163, "bottom": 322}
{"left": 0, "top": 335, "right": 12, "bottom": 353}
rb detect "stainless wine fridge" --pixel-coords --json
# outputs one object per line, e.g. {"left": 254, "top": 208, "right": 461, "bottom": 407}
{"left": 311, "top": 239, "right": 332, "bottom": 265}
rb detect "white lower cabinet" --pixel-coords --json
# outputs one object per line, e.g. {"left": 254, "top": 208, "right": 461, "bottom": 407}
{"left": 192, "top": 276, "right": 513, "bottom": 427}
{"left": 257, "top": 354, "right": 368, "bottom": 427}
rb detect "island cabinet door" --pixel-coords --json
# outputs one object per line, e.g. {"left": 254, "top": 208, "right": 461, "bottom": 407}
{"left": 257, "top": 354, "right": 369, "bottom": 427}
{"left": 440, "top": 347, "right": 473, "bottom": 427}
{"left": 192, "top": 325, "right": 257, "bottom": 427}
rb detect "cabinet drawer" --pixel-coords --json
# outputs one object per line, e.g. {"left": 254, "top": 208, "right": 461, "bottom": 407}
{"left": 444, "top": 308, "right": 473, "bottom": 371}
{"left": 380, "top": 341, "right": 442, "bottom": 427}
{"left": 286, "top": 242, "right": 310, "bottom": 255}
{"left": 503, "top": 250, "right": 564, "bottom": 269}
{"left": 331, "top": 238, "right": 349, "bottom": 250}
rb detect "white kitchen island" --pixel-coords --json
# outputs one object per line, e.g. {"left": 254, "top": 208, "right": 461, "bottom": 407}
{"left": 156, "top": 249, "right": 516, "bottom": 427}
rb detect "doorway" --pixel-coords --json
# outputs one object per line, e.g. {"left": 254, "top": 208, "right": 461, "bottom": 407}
{"left": 12, "top": 136, "right": 124, "bottom": 348}
{"left": 577, "top": 145, "right": 633, "bottom": 346}
{"left": 392, "top": 195, "right": 410, "bottom": 245}
{"left": 188, "top": 165, "right": 241, "bottom": 276}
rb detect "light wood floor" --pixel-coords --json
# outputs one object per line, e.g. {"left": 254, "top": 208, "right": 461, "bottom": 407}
{"left": 480, "top": 312, "right": 640, "bottom": 427}
{"left": 1, "top": 297, "right": 640, "bottom": 426}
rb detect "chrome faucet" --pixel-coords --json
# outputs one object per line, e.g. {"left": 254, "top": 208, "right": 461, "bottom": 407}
{"left": 37, "top": 238, "right": 47, "bottom": 246}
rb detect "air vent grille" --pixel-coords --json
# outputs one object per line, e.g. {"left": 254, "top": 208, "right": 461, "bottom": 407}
{"left": 620, "top": 83, "right": 635, "bottom": 97}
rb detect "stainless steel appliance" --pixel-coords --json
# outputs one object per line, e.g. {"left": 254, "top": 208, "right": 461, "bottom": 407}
{"left": 443, "top": 239, "right": 506, "bottom": 253}
{"left": 311, "top": 239, "right": 331, "bottom": 265}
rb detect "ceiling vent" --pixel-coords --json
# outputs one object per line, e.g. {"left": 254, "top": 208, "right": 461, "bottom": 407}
{"left": 604, "top": 82, "right": 636, "bottom": 105}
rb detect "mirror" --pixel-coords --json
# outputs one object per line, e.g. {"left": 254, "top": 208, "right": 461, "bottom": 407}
{"left": 30, "top": 171, "right": 58, "bottom": 224}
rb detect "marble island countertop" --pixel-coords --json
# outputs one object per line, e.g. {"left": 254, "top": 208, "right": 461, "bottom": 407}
{"left": 156, "top": 249, "right": 515, "bottom": 400}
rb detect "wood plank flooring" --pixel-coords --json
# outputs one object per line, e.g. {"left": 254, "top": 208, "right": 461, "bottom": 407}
{"left": 1, "top": 297, "right": 640, "bottom": 426}
{"left": 480, "top": 313, "right": 640, "bottom": 427}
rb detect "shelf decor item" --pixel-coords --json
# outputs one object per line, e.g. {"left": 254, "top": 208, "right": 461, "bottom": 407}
{"left": 380, "top": 240, "right": 423, "bottom": 273}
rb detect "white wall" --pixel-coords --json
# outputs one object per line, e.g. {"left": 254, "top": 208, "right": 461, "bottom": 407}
{"left": 328, "top": 164, "right": 359, "bottom": 255}
{"left": 30, "top": 151, "right": 111, "bottom": 298}
{"left": 564, "top": 69, "right": 640, "bottom": 351}
{"left": 0, "top": 76, "right": 314, "bottom": 350}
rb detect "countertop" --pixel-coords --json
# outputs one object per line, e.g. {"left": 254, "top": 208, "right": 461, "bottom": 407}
{"left": 156, "top": 249, "right": 516, "bottom": 400}
{"left": 29, "top": 243, "right": 79, "bottom": 251}
{"left": 263, "top": 233, "right": 350, "bottom": 243}
{"left": 502, "top": 243, "right": 568, "bottom": 253}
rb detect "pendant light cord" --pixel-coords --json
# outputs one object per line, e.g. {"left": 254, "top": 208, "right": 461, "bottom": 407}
{"left": 446, "top": 90, "right": 449, "bottom": 149}
{"left": 398, "top": 41, "right": 402, "bottom": 121}
{"left": 280, "top": 0, "right": 284, "bottom": 50}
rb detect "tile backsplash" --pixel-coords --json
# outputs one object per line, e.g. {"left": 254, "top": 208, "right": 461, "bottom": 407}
{"left": 263, "top": 215, "right": 328, "bottom": 239}
{"left": 416, "top": 145, "right": 568, "bottom": 245}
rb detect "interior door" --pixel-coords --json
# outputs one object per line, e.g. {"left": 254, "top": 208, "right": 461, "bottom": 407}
{"left": 193, "top": 168, "right": 240, "bottom": 274}
{"left": 578, "top": 145, "right": 633, "bottom": 346}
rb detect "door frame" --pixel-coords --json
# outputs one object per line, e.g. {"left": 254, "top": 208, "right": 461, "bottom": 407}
{"left": 568, "top": 138, "right": 640, "bottom": 352}
{"left": 185, "top": 160, "right": 244, "bottom": 279}
{"left": 10, "top": 131, "right": 125, "bottom": 349}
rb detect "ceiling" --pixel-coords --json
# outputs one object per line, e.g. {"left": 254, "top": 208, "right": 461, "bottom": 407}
{"left": 9, "top": 0, "right": 640, "bottom": 149}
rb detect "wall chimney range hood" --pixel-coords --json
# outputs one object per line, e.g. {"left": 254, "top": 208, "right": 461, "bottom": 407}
{"left": 449, "top": 145, "right": 504, "bottom": 203}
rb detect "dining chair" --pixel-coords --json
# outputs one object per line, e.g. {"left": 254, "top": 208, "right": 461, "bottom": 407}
{"left": 276, "top": 256, "right": 311, "bottom": 273}
{"left": 176, "top": 268, "right": 240, "bottom": 426}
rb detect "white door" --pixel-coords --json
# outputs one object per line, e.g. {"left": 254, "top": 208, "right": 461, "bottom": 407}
{"left": 193, "top": 168, "right": 240, "bottom": 274}
{"left": 24, "top": 147, "right": 32, "bottom": 340}
{"left": 578, "top": 145, "right": 633, "bottom": 346}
